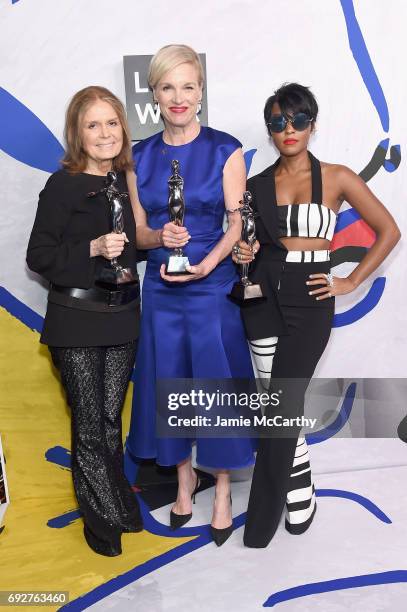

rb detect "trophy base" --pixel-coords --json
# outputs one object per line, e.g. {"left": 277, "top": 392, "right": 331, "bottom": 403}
{"left": 96, "top": 267, "right": 138, "bottom": 288}
{"left": 228, "top": 282, "right": 266, "bottom": 305}
{"left": 165, "top": 256, "right": 191, "bottom": 276}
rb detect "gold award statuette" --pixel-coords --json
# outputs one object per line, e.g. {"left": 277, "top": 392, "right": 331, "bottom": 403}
{"left": 229, "top": 190, "right": 265, "bottom": 303}
{"left": 165, "top": 160, "right": 191, "bottom": 275}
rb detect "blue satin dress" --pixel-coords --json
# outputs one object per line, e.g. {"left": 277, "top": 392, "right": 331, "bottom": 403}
{"left": 127, "top": 126, "right": 256, "bottom": 469}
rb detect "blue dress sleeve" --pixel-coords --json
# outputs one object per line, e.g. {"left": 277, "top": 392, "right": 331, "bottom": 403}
{"left": 211, "top": 129, "right": 243, "bottom": 170}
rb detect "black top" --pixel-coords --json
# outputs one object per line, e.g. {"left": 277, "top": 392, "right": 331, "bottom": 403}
{"left": 240, "top": 152, "right": 324, "bottom": 340}
{"left": 27, "top": 169, "right": 140, "bottom": 347}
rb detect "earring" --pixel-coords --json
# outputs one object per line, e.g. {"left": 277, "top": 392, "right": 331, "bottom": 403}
{"left": 153, "top": 101, "right": 160, "bottom": 113}
{"left": 196, "top": 101, "right": 202, "bottom": 115}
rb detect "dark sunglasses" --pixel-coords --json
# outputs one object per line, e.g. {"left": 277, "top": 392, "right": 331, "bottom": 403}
{"left": 267, "top": 112, "right": 313, "bottom": 133}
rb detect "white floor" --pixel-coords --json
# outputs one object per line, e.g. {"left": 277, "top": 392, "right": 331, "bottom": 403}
{"left": 89, "top": 439, "right": 407, "bottom": 612}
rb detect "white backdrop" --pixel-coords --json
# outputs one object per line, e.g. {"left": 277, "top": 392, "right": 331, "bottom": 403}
{"left": 1, "top": 0, "right": 406, "bottom": 377}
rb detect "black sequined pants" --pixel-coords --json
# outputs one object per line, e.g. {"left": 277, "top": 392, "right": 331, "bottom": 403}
{"left": 50, "top": 341, "right": 141, "bottom": 548}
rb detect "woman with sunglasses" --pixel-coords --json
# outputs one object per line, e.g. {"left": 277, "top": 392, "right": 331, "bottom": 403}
{"left": 233, "top": 82, "right": 400, "bottom": 548}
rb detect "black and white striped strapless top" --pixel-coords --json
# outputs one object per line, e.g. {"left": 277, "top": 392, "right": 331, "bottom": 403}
{"left": 277, "top": 203, "right": 337, "bottom": 240}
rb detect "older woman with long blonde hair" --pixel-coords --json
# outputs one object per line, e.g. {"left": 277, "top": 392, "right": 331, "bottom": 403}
{"left": 126, "top": 45, "right": 256, "bottom": 546}
{"left": 27, "top": 86, "right": 142, "bottom": 556}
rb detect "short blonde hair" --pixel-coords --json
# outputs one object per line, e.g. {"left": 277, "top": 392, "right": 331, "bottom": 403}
{"left": 148, "top": 44, "right": 204, "bottom": 90}
{"left": 62, "top": 86, "right": 133, "bottom": 174}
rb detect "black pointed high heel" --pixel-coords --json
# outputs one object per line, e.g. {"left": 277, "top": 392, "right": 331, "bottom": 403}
{"left": 210, "top": 494, "right": 233, "bottom": 547}
{"left": 170, "top": 469, "right": 201, "bottom": 530}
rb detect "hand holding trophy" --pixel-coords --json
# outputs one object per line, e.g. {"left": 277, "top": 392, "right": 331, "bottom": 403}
{"left": 165, "top": 160, "right": 191, "bottom": 275}
{"left": 88, "top": 171, "right": 138, "bottom": 287}
{"left": 229, "top": 191, "right": 265, "bottom": 303}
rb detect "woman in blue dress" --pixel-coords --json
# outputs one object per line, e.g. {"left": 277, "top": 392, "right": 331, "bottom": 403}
{"left": 126, "top": 44, "right": 256, "bottom": 546}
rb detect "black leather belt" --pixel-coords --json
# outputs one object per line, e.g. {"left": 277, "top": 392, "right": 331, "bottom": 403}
{"left": 51, "top": 283, "right": 139, "bottom": 307}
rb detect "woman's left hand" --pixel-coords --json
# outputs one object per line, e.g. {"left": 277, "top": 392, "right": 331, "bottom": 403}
{"left": 160, "top": 262, "right": 212, "bottom": 283}
{"left": 306, "top": 274, "right": 356, "bottom": 300}
{"left": 231, "top": 240, "right": 260, "bottom": 264}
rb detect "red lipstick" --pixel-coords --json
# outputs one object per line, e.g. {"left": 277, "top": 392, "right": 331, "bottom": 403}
{"left": 169, "top": 106, "right": 188, "bottom": 113}
{"left": 283, "top": 139, "right": 298, "bottom": 145}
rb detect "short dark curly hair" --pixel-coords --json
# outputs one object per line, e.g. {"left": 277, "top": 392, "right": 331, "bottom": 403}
{"left": 264, "top": 83, "right": 318, "bottom": 134}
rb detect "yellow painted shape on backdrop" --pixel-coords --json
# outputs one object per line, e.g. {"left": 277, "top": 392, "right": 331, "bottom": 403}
{"left": 0, "top": 307, "right": 194, "bottom": 610}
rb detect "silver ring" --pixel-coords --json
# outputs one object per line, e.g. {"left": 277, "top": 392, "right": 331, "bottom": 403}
{"left": 232, "top": 245, "right": 239, "bottom": 255}
{"left": 326, "top": 272, "right": 334, "bottom": 287}
{"left": 328, "top": 292, "right": 332, "bottom": 298}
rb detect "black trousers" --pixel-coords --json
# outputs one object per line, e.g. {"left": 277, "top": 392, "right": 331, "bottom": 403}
{"left": 50, "top": 341, "right": 141, "bottom": 547}
{"left": 244, "top": 259, "right": 334, "bottom": 548}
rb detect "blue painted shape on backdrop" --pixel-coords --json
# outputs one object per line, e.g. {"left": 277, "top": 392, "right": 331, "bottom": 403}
{"left": 0, "top": 286, "right": 43, "bottom": 333}
{"left": 60, "top": 489, "right": 392, "bottom": 610}
{"left": 59, "top": 495, "right": 214, "bottom": 611}
{"left": 263, "top": 570, "right": 407, "bottom": 607}
{"left": 340, "top": 0, "right": 389, "bottom": 131}
{"left": 0, "top": 87, "right": 64, "bottom": 173}
{"left": 45, "top": 446, "right": 72, "bottom": 469}
{"left": 384, "top": 144, "right": 401, "bottom": 172}
{"left": 244, "top": 149, "right": 257, "bottom": 175}
{"left": 316, "top": 489, "right": 392, "bottom": 524}
{"left": 60, "top": 534, "right": 208, "bottom": 611}
{"left": 48, "top": 509, "right": 81, "bottom": 529}
{"left": 334, "top": 208, "right": 362, "bottom": 233}
{"left": 333, "top": 277, "right": 386, "bottom": 327}
{"left": 306, "top": 383, "right": 356, "bottom": 444}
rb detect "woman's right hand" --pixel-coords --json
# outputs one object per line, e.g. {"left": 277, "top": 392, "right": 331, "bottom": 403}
{"left": 231, "top": 240, "right": 260, "bottom": 264}
{"left": 90, "top": 232, "right": 128, "bottom": 259}
{"left": 161, "top": 222, "right": 190, "bottom": 249}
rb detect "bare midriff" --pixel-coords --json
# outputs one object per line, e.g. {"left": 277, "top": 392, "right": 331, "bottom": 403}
{"left": 279, "top": 236, "right": 331, "bottom": 251}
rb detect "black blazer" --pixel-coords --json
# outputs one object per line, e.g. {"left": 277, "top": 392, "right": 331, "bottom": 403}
{"left": 27, "top": 170, "right": 140, "bottom": 347}
{"left": 240, "top": 163, "right": 288, "bottom": 341}
{"left": 241, "top": 152, "right": 326, "bottom": 340}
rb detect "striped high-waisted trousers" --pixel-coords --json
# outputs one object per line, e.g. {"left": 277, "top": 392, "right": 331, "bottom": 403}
{"left": 243, "top": 250, "right": 334, "bottom": 548}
